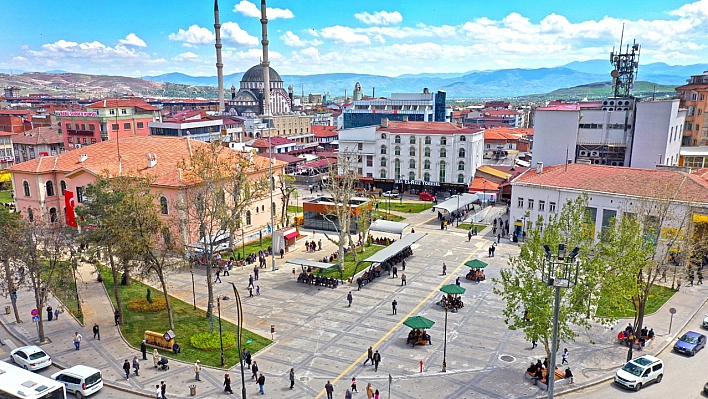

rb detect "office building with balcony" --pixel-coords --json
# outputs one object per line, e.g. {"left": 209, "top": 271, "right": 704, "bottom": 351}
{"left": 676, "top": 70, "right": 708, "bottom": 146}
{"left": 342, "top": 88, "right": 449, "bottom": 129}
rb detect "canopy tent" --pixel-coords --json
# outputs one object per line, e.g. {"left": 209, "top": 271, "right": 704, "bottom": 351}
{"left": 362, "top": 233, "right": 426, "bottom": 264}
{"left": 464, "top": 259, "right": 488, "bottom": 269}
{"left": 286, "top": 258, "right": 339, "bottom": 270}
{"left": 403, "top": 316, "right": 435, "bottom": 330}
{"left": 433, "top": 193, "right": 479, "bottom": 213}
{"left": 440, "top": 284, "right": 466, "bottom": 295}
{"left": 369, "top": 220, "right": 411, "bottom": 236}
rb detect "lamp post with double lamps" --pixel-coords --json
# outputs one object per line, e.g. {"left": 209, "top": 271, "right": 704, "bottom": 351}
{"left": 229, "top": 283, "right": 247, "bottom": 399}
{"left": 541, "top": 244, "right": 580, "bottom": 399}
{"left": 217, "top": 296, "right": 225, "bottom": 367}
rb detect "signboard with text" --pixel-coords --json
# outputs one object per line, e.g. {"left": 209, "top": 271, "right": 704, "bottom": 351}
{"left": 55, "top": 111, "right": 98, "bottom": 117}
{"left": 394, "top": 179, "right": 441, "bottom": 187}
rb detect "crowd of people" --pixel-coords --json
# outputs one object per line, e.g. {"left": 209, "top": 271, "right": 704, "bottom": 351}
{"left": 296, "top": 266, "right": 340, "bottom": 288}
{"left": 466, "top": 268, "right": 486, "bottom": 282}
{"left": 406, "top": 329, "right": 432, "bottom": 346}
{"left": 617, "top": 323, "right": 654, "bottom": 348}
{"left": 526, "top": 358, "right": 574, "bottom": 384}
{"left": 438, "top": 294, "right": 464, "bottom": 310}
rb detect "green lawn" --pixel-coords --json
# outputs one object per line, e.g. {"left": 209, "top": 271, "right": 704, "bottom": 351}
{"left": 596, "top": 284, "right": 677, "bottom": 318}
{"left": 43, "top": 260, "right": 84, "bottom": 324}
{"left": 375, "top": 201, "right": 433, "bottom": 213}
{"left": 99, "top": 266, "right": 271, "bottom": 368}
{"left": 456, "top": 223, "right": 487, "bottom": 232}
{"left": 314, "top": 244, "right": 386, "bottom": 280}
{"left": 372, "top": 210, "right": 405, "bottom": 222}
{"left": 287, "top": 205, "right": 303, "bottom": 213}
{"left": 0, "top": 190, "right": 12, "bottom": 203}
{"left": 228, "top": 235, "right": 276, "bottom": 261}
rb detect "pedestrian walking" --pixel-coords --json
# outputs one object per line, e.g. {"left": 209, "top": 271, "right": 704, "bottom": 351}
{"left": 254, "top": 265, "right": 259, "bottom": 280}
{"left": 257, "top": 372, "right": 266, "bottom": 395}
{"left": 215, "top": 271, "right": 222, "bottom": 283}
{"left": 699, "top": 270, "right": 704, "bottom": 284}
{"left": 153, "top": 349, "right": 160, "bottom": 368}
{"left": 194, "top": 360, "right": 201, "bottom": 381}
{"left": 351, "top": 377, "right": 358, "bottom": 392}
{"left": 122, "top": 360, "right": 131, "bottom": 379}
{"left": 375, "top": 389, "right": 380, "bottom": 399}
{"left": 497, "top": 233, "right": 501, "bottom": 244}
{"left": 345, "top": 389, "right": 352, "bottom": 399}
{"left": 246, "top": 350, "right": 252, "bottom": 368}
{"left": 114, "top": 310, "right": 121, "bottom": 326}
{"left": 289, "top": 368, "right": 295, "bottom": 389}
{"left": 256, "top": 286, "right": 261, "bottom": 296}
{"left": 280, "top": 248, "right": 284, "bottom": 259}
{"left": 54, "top": 308, "right": 59, "bottom": 320}
{"left": 401, "top": 258, "right": 406, "bottom": 270}
{"left": 325, "top": 380, "right": 334, "bottom": 399}
{"left": 392, "top": 265, "right": 398, "bottom": 278}
{"left": 46, "top": 305, "right": 53, "bottom": 321}
{"left": 224, "top": 373, "right": 234, "bottom": 394}
{"left": 224, "top": 261, "right": 231, "bottom": 275}
{"left": 373, "top": 350, "right": 382, "bottom": 372}
{"left": 442, "top": 262, "right": 447, "bottom": 276}
{"left": 318, "top": 239, "right": 322, "bottom": 251}
{"left": 363, "top": 346, "right": 373, "bottom": 365}
{"left": 160, "top": 381, "right": 166, "bottom": 399}
{"left": 73, "top": 332, "right": 82, "bottom": 350}
{"left": 93, "top": 323, "right": 100, "bottom": 340}
{"left": 141, "top": 340, "right": 147, "bottom": 360}
{"left": 456, "top": 276, "right": 461, "bottom": 286}
{"left": 347, "top": 291, "right": 353, "bottom": 307}
{"left": 401, "top": 272, "right": 406, "bottom": 286}
{"left": 561, "top": 348, "right": 569, "bottom": 364}
{"left": 531, "top": 337, "right": 537, "bottom": 349}
{"left": 133, "top": 355, "right": 140, "bottom": 376}
{"left": 154, "top": 385, "right": 160, "bottom": 399}
{"left": 366, "top": 383, "right": 375, "bottom": 399}
{"left": 248, "top": 284, "right": 254, "bottom": 297}
{"left": 251, "top": 361, "right": 259, "bottom": 379}
{"left": 249, "top": 274, "right": 254, "bottom": 287}
{"left": 391, "top": 299, "right": 397, "bottom": 315}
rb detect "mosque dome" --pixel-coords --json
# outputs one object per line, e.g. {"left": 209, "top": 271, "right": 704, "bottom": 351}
{"left": 241, "top": 65, "right": 283, "bottom": 83}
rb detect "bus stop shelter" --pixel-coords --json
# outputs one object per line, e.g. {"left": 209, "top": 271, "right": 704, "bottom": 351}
{"left": 433, "top": 193, "right": 479, "bottom": 214}
{"left": 369, "top": 220, "right": 411, "bottom": 237}
{"left": 353, "top": 232, "right": 427, "bottom": 277}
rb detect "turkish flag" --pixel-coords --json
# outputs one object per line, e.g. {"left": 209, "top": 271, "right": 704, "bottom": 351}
{"left": 64, "top": 190, "right": 77, "bottom": 228}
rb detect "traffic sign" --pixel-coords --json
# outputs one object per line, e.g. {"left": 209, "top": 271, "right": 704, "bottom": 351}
{"left": 30, "top": 308, "right": 39, "bottom": 317}
{"left": 32, "top": 315, "right": 39, "bottom": 323}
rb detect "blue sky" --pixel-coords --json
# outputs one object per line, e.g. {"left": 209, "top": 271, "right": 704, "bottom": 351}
{"left": 2, "top": 0, "right": 707, "bottom": 77}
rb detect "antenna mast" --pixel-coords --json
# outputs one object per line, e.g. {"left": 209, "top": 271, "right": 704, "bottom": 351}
{"left": 609, "top": 24, "right": 640, "bottom": 98}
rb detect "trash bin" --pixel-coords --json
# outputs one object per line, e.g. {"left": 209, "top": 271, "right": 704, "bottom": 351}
{"left": 189, "top": 385, "right": 196, "bottom": 396}
{"left": 4, "top": 306, "right": 10, "bottom": 314}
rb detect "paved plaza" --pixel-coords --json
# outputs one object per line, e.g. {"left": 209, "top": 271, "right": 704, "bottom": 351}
{"left": 2, "top": 199, "right": 708, "bottom": 399}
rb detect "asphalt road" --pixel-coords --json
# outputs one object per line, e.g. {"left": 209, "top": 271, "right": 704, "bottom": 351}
{"left": 565, "top": 300, "right": 708, "bottom": 399}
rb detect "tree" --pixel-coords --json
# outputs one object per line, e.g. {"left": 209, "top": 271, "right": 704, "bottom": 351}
{"left": 0, "top": 206, "right": 24, "bottom": 324}
{"left": 494, "top": 195, "right": 614, "bottom": 361}
{"left": 277, "top": 173, "right": 297, "bottom": 227}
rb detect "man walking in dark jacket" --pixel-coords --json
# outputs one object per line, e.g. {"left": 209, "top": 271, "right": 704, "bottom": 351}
{"left": 373, "top": 350, "right": 382, "bottom": 372}
{"left": 347, "top": 292, "right": 353, "bottom": 307}
{"left": 141, "top": 340, "right": 147, "bottom": 360}
{"left": 257, "top": 373, "right": 266, "bottom": 395}
{"left": 363, "top": 346, "right": 373, "bottom": 366}
{"left": 325, "top": 380, "right": 334, "bottom": 399}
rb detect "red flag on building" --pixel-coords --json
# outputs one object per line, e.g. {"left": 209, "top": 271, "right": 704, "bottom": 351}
{"left": 64, "top": 190, "right": 77, "bottom": 227}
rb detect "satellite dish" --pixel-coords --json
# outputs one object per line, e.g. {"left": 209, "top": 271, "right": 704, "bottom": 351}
{"left": 610, "top": 70, "right": 619, "bottom": 78}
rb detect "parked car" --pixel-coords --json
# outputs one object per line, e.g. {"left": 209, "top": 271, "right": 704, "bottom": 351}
{"left": 614, "top": 355, "right": 663, "bottom": 391}
{"left": 419, "top": 192, "right": 436, "bottom": 201}
{"left": 702, "top": 313, "right": 708, "bottom": 329}
{"left": 382, "top": 191, "right": 400, "bottom": 199}
{"left": 52, "top": 365, "right": 103, "bottom": 398}
{"left": 673, "top": 331, "right": 707, "bottom": 356}
{"left": 10, "top": 345, "right": 52, "bottom": 371}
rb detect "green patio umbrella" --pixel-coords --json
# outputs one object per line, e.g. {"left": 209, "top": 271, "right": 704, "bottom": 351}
{"left": 440, "top": 284, "right": 466, "bottom": 295}
{"left": 403, "top": 316, "right": 436, "bottom": 330}
{"left": 464, "top": 259, "right": 488, "bottom": 269}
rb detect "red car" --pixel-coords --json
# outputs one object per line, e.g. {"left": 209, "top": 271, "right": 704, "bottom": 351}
{"left": 419, "top": 192, "right": 436, "bottom": 201}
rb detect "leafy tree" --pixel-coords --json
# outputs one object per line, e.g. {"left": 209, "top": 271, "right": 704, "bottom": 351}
{"left": 0, "top": 206, "right": 24, "bottom": 324}
{"left": 277, "top": 173, "right": 297, "bottom": 226}
{"left": 494, "top": 195, "right": 614, "bottom": 361}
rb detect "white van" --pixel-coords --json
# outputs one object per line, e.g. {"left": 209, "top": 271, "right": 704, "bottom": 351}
{"left": 52, "top": 365, "right": 103, "bottom": 398}
{"left": 614, "top": 354, "right": 663, "bottom": 391}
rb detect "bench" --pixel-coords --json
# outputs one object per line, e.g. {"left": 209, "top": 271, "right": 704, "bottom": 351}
{"left": 144, "top": 330, "right": 175, "bottom": 351}
{"left": 525, "top": 369, "right": 568, "bottom": 390}
{"left": 410, "top": 337, "right": 431, "bottom": 347}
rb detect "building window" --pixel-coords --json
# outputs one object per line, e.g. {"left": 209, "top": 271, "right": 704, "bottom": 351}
{"left": 358, "top": 143, "right": 363, "bottom": 150}
{"left": 458, "top": 161, "right": 465, "bottom": 170}
{"left": 381, "top": 133, "right": 387, "bottom": 139}
{"left": 549, "top": 202, "right": 556, "bottom": 212}
{"left": 109, "top": 109, "right": 115, "bottom": 115}
{"left": 89, "top": 124, "right": 95, "bottom": 131}
{"left": 409, "top": 147, "right": 416, "bottom": 156}
{"left": 439, "top": 161, "right": 446, "bottom": 182}
{"left": 394, "top": 159, "right": 401, "bottom": 179}
{"left": 23, "top": 181, "right": 30, "bottom": 197}
{"left": 539, "top": 200, "right": 545, "bottom": 211}
{"left": 112, "top": 124, "right": 119, "bottom": 131}
{"left": 409, "top": 159, "right": 416, "bottom": 169}
{"left": 440, "top": 137, "right": 447, "bottom": 145}
{"left": 380, "top": 169, "right": 387, "bottom": 178}
{"left": 459, "top": 148, "right": 466, "bottom": 158}
{"left": 528, "top": 199, "right": 534, "bottom": 209}
{"left": 246, "top": 210, "right": 252, "bottom": 225}
{"left": 409, "top": 136, "right": 416, "bottom": 144}
{"left": 424, "top": 160, "right": 431, "bottom": 169}
{"left": 137, "top": 122, "right": 144, "bottom": 129}
{"left": 394, "top": 146, "right": 400, "bottom": 156}
{"left": 60, "top": 180, "right": 66, "bottom": 193}
{"left": 380, "top": 145, "right": 387, "bottom": 155}
{"left": 425, "top": 136, "right": 431, "bottom": 145}
{"left": 424, "top": 172, "right": 430, "bottom": 182}
{"left": 27, "top": 208, "right": 34, "bottom": 222}
{"left": 76, "top": 186, "right": 84, "bottom": 203}
{"left": 49, "top": 208, "right": 57, "bottom": 223}
{"left": 460, "top": 135, "right": 466, "bottom": 142}
{"left": 366, "top": 156, "right": 373, "bottom": 167}
{"left": 121, "top": 108, "right": 127, "bottom": 115}
{"left": 68, "top": 137, "right": 73, "bottom": 144}
{"left": 394, "top": 135, "right": 401, "bottom": 143}
{"left": 45, "top": 181, "right": 55, "bottom": 197}
{"left": 91, "top": 138, "right": 97, "bottom": 144}
{"left": 424, "top": 147, "right": 430, "bottom": 157}
{"left": 440, "top": 148, "right": 447, "bottom": 158}
{"left": 160, "top": 196, "right": 168, "bottom": 215}
{"left": 66, "top": 123, "right": 71, "bottom": 130}
{"left": 123, "top": 123, "right": 131, "bottom": 130}
{"left": 409, "top": 171, "right": 415, "bottom": 180}
{"left": 380, "top": 157, "right": 387, "bottom": 167}
{"left": 456, "top": 174, "right": 464, "bottom": 183}
{"left": 517, "top": 197, "right": 524, "bottom": 208}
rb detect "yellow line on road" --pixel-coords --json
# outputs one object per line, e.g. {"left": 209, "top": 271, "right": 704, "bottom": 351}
{"left": 313, "top": 241, "right": 488, "bottom": 398}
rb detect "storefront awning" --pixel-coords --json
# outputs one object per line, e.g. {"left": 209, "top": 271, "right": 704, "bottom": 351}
{"left": 433, "top": 193, "right": 479, "bottom": 213}
{"left": 284, "top": 231, "right": 299, "bottom": 240}
{"left": 369, "top": 220, "right": 410, "bottom": 235}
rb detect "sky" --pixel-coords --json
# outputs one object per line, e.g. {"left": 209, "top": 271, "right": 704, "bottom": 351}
{"left": 2, "top": 0, "right": 708, "bottom": 78}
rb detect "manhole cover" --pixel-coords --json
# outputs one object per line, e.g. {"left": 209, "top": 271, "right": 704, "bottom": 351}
{"left": 299, "top": 377, "right": 311, "bottom": 382}
{"left": 500, "top": 355, "right": 515, "bottom": 363}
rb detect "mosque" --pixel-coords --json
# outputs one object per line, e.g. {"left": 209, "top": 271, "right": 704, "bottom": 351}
{"left": 227, "top": 65, "right": 295, "bottom": 118}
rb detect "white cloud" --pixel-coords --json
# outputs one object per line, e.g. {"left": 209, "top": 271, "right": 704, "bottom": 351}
{"left": 168, "top": 25, "right": 214, "bottom": 45}
{"left": 118, "top": 33, "right": 147, "bottom": 47}
{"left": 307, "top": 28, "right": 319, "bottom": 37}
{"left": 280, "top": 31, "right": 323, "bottom": 47}
{"left": 233, "top": 0, "right": 293, "bottom": 19}
{"left": 222, "top": 22, "right": 259, "bottom": 47}
{"left": 354, "top": 10, "right": 403, "bottom": 26}
{"left": 173, "top": 52, "right": 200, "bottom": 62}
{"left": 320, "top": 26, "right": 371, "bottom": 45}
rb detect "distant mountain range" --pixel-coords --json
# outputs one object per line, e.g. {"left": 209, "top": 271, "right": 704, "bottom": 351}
{"left": 142, "top": 60, "right": 707, "bottom": 99}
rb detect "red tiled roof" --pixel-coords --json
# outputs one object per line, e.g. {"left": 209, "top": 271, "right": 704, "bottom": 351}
{"left": 251, "top": 136, "right": 296, "bottom": 148}
{"left": 469, "top": 177, "right": 500, "bottom": 192}
{"left": 0, "top": 109, "right": 36, "bottom": 116}
{"left": 258, "top": 153, "right": 305, "bottom": 164}
{"left": 312, "top": 125, "right": 338, "bottom": 138}
{"left": 11, "top": 127, "right": 63, "bottom": 145}
{"left": 484, "top": 127, "right": 528, "bottom": 141}
{"left": 299, "top": 158, "right": 337, "bottom": 169}
{"left": 514, "top": 163, "right": 708, "bottom": 203}
{"left": 86, "top": 98, "right": 159, "bottom": 111}
{"left": 379, "top": 121, "right": 481, "bottom": 135}
{"left": 537, "top": 104, "right": 580, "bottom": 111}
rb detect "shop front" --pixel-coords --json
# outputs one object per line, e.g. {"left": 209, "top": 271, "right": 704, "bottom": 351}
{"left": 369, "top": 178, "right": 467, "bottom": 197}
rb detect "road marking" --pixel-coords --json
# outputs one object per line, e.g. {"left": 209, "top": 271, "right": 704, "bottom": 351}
{"left": 313, "top": 241, "right": 488, "bottom": 398}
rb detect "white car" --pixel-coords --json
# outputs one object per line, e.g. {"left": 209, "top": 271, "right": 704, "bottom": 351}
{"left": 382, "top": 191, "right": 400, "bottom": 199}
{"left": 52, "top": 365, "right": 104, "bottom": 398}
{"left": 702, "top": 313, "right": 708, "bottom": 329}
{"left": 614, "top": 354, "right": 663, "bottom": 391}
{"left": 10, "top": 345, "right": 52, "bottom": 371}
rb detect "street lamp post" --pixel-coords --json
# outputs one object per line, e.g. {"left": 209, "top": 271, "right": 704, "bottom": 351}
{"left": 190, "top": 269, "right": 196, "bottom": 310}
{"left": 456, "top": 190, "right": 460, "bottom": 227}
{"left": 217, "top": 296, "right": 225, "bottom": 367}
{"left": 229, "top": 283, "right": 247, "bottom": 399}
{"left": 442, "top": 306, "right": 448, "bottom": 372}
{"left": 541, "top": 244, "right": 580, "bottom": 399}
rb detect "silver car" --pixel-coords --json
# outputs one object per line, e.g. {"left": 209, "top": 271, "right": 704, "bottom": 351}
{"left": 10, "top": 345, "right": 52, "bottom": 371}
